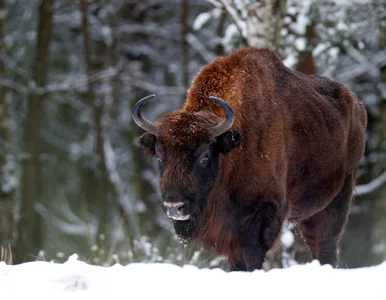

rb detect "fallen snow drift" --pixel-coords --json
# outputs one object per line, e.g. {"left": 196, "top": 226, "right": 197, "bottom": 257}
{"left": 1, "top": 258, "right": 385, "bottom": 299}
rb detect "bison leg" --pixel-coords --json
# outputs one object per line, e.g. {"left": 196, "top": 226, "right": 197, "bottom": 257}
{"left": 300, "top": 172, "right": 355, "bottom": 267}
{"left": 228, "top": 257, "right": 246, "bottom": 272}
{"left": 242, "top": 200, "right": 284, "bottom": 271}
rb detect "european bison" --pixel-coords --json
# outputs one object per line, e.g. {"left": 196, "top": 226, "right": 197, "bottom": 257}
{"left": 132, "top": 47, "right": 367, "bottom": 271}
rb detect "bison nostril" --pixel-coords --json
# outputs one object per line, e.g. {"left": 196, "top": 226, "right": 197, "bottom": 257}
{"left": 164, "top": 201, "right": 185, "bottom": 217}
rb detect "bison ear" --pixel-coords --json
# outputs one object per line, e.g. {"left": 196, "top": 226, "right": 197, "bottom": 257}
{"left": 215, "top": 129, "right": 243, "bottom": 154}
{"left": 139, "top": 132, "right": 157, "bottom": 156}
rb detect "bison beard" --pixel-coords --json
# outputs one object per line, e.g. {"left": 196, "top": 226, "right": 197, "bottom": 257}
{"left": 173, "top": 219, "right": 196, "bottom": 243}
{"left": 132, "top": 47, "right": 367, "bottom": 271}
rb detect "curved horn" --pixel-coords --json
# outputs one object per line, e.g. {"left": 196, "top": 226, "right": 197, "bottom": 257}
{"left": 208, "top": 96, "right": 234, "bottom": 137}
{"left": 132, "top": 94, "right": 157, "bottom": 134}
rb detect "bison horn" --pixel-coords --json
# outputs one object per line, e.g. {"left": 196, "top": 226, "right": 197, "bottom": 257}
{"left": 132, "top": 94, "right": 157, "bottom": 134}
{"left": 208, "top": 96, "right": 234, "bottom": 137}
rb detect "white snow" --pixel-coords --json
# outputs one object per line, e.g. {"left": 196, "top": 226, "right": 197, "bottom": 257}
{"left": 281, "top": 227, "right": 295, "bottom": 249}
{"left": 283, "top": 53, "right": 297, "bottom": 68}
{"left": 193, "top": 12, "right": 211, "bottom": 31}
{"left": 295, "top": 37, "right": 306, "bottom": 51}
{"left": 288, "top": 0, "right": 312, "bottom": 35}
{"left": 193, "top": 8, "right": 224, "bottom": 31}
{"left": 1, "top": 258, "right": 385, "bottom": 299}
{"left": 222, "top": 24, "right": 240, "bottom": 52}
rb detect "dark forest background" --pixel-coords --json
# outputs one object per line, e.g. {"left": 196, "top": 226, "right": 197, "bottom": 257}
{"left": 0, "top": 0, "right": 385, "bottom": 269}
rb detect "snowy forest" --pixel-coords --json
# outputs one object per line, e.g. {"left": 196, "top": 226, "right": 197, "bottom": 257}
{"left": 0, "top": 0, "right": 385, "bottom": 269}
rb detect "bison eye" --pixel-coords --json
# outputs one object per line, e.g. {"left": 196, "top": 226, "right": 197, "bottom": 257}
{"left": 199, "top": 153, "right": 210, "bottom": 167}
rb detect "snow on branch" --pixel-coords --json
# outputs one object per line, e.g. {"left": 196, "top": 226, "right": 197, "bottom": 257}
{"left": 117, "top": 24, "right": 172, "bottom": 40}
{"left": 206, "top": 0, "right": 223, "bottom": 8}
{"left": 130, "top": 78, "right": 186, "bottom": 96}
{"left": 355, "top": 170, "right": 386, "bottom": 196}
{"left": 0, "top": 139, "right": 29, "bottom": 160}
{"left": 35, "top": 200, "right": 98, "bottom": 238}
{"left": 207, "top": 0, "right": 279, "bottom": 48}
{"left": 337, "top": 51, "right": 386, "bottom": 82}
{"left": 187, "top": 33, "right": 216, "bottom": 63}
{"left": 0, "top": 64, "right": 122, "bottom": 96}
{"left": 0, "top": 78, "right": 29, "bottom": 94}
{"left": 103, "top": 136, "right": 138, "bottom": 233}
{"left": 341, "top": 43, "right": 378, "bottom": 77}
{"left": 217, "top": 0, "right": 247, "bottom": 39}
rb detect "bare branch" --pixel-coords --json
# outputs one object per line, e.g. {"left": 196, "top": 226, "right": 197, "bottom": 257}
{"left": 35, "top": 202, "right": 98, "bottom": 238}
{"left": 0, "top": 64, "right": 122, "bottom": 96}
{"left": 217, "top": 0, "right": 247, "bottom": 38}
{"left": 0, "top": 78, "right": 28, "bottom": 94}
{"left": 342, "top": 43, "right": 378, "bottom": 77}
{"left": 207, "top": 0, "right": 223, "bottom": 8}
{"left": 127, "top": 77, "right": 186, "bottom": 96}
{"left": 104, "top": 135, "right": 138, "bottom": 236}
{"left": 187, "top": 33, "right": 216, "bottom": 63}
{"left": 42, "top": 64, "right": 122, "bottom": 94}
{"left": 117, "top": 24, "right": 173, "bottom": 40}
{"left": 337, "top": 51, "right": 386, "bottom": 82}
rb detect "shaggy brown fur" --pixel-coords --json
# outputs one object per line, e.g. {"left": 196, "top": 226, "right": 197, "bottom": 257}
{"left": 136, "top": 47, "right": 367, "bottom": 271}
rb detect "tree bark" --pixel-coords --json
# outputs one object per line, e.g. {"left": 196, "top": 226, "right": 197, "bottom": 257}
{"left": 215, "top": 10, "right": 227, "bottom": 55}
{"left": 181, "top": 0, "right": 189, "bottom": 91}
{"left": 296, "top": 23, "right": 317, "bottom": 75}
{"left": 214, "top": 0, "right": 287, "bottom": 49}
{"left": 0, "top": 0, "right": 16, "bottom": 262}
{"left": 122, "top": 2, "right": 163, "bottom": 235}
{"left": 80, "top": 0, "right": 107, "bottom": 172}
{"left": 246, "top": 0, "right": 273, "bottom": 47}
{"left": 16, "top": 0, "right": 54, "bottom": 263}
{"left": 272, "top": 0, "right": 287, "bottom": 49}
{"left": 80, "top": 0, "right": 111, "bottom": 248}
{"left": 377, "top": 8, "right": 386, "bottom": 168}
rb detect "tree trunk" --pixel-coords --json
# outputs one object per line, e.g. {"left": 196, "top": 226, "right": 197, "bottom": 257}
{"left": 215, "top": 10, "right": 227, "bottom": 55}
{"left": 377, "top": 8, "right": 386, "bottom": 170}
{"left": 0, "top": 0, "right": 16, "bottom": 262}
{"left": 122, "top": 2, "right": 163, "bottom": 235}
{"left": 246, "top": 0, "right": 273, "bottom": 47}
{"left": 214, "top": 0, "right": 287, "bottom": 49}
{"left": 181, "top": 0, "right": 189, "bottom": 92}
{"left": 296, "top": 23, "right": 317, "bottom": 75}
{"left": 0, "top": 97, "right": 15, "bottom": 262}
{"left": 372, "top": 9, "right": 386, "bottom": 264}
{"left": 16, "top": 0, "right": 54, "bottom": 263}
{"left": 272, "top": 0, "right": 287, "bottom": 49}
{"left": 80, "top": 0, "right": 110, "bottom": 182}
{"left": 80, "top": 0, "right": 111, "bottom": 250}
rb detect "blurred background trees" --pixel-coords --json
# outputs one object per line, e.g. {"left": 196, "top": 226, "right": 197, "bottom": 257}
{"left": 0, "top": 0, "right": 385, "bottom": 268}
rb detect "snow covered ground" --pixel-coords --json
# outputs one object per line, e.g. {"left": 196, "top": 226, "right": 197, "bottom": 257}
{"left": 1, "top": 256, "right": 385, "bottom": 299}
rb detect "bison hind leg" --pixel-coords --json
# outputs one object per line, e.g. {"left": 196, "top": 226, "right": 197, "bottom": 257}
{"left": 228, "top": 256, "right": 247, "bottom": 272}
{"left": 299, "top": 172, "right": 355, "bottom": 267}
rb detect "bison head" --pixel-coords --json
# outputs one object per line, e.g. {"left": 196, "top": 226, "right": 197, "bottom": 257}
{"left": 132, "top": 95, "right": 242, "bottom": 240}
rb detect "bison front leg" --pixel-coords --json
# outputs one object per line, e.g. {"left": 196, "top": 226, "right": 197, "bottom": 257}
{"left": 242, "top": 200, "right": 284, "bottom": 271}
